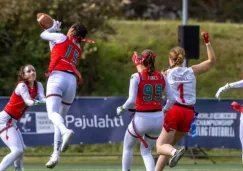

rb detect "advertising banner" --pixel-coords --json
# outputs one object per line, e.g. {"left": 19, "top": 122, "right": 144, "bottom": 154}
{"left": 0, "top": 97, "right": 241, "bottom": 149}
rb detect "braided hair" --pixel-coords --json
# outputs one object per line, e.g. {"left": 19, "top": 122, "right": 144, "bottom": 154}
{"left": 169, "top": 46, "right": 185, "bottom": 69}
{"left": 72, "top": 22, "right": 88, "bottom": 43}
{"left": 141, "top": 49, "right": 156, "bottom": 76}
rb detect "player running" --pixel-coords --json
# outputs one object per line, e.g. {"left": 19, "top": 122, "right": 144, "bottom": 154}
{"left": 133, "top": 31, "right": 216, "bottom": 171}
{"left": 117, "top": 49, "right": 176, "bottom": 171}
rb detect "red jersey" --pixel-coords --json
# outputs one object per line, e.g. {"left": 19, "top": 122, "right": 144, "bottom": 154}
{"left": 48, "top": 36, "right": 82, "bottom": 84}
{"left": 136, "top": 70, "right": 166, "bottom": 111}
{"left": 4, "top": 82, "right": 38, "bottom": 120}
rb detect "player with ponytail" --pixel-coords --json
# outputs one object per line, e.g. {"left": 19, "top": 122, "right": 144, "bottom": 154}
{"left": 117, "top": 49, "right": 176, "bottom": 171}
{"left": 132, "top": 31, "right": 216, "bottom": 170}
{"left": 40, "top": 20, "right": 94, "bottom": 168}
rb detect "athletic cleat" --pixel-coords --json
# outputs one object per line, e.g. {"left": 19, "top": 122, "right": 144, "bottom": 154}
{"left": 61, "top": 129, "right": 74, "bottom": 152}
{"left": 168, "top": 148, "right": 185, "bottom": 168}
{"left": 45, "top": 153, "right": 60, "bottom": 169}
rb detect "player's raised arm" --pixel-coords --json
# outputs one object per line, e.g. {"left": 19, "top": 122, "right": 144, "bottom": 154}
{"left": 132, "top": 51, "right": 146, "bottom": 72}
{"left": 191, "top": 31, "right": 216, "bottom": 76}
{"left": 40, "top": 20, "right": 65, "bottom": 42}
{"left": 215, "top": 80, "right": 243, "bottom": 99}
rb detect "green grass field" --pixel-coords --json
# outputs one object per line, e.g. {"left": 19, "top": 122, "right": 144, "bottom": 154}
{"left": 2, "top": 154, "right": 242, "bottom": 171}
{"left": 5, "top": 163, "right": 243, "bottom": 171}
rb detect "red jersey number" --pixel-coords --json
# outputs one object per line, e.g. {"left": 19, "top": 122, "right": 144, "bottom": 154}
{"left": 177, "top": 83, "right": 185, "bottom": 103}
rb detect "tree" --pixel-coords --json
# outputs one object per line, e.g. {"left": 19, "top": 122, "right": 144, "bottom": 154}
{"left": 0, "top": 0, "right": 122, "bottom": 95}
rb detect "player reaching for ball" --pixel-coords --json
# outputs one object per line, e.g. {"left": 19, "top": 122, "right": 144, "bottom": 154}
{"left": 39, "top": 19, "right": 93, "bottom": 168}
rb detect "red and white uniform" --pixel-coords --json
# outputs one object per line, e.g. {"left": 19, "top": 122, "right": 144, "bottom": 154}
{"left": 0, "top": 81, "right": 45, "bottom": 171}
{"left": 4, "top": 82, "right": 37, "bottom": 120}
{"left": 1, "top": 81, "right": 45, "bottom": 122}
{"left": 123, "top": 70, "right": 175, "bottom": 111}
{"left": 40, "top": 29, "right": 80, "bottom": 158}
{"left": 40, "top": 30, "right": 80, "bottom": 103}
{"left": 135, "top": 71, "right": 166, "bottom": 111}
{"left": 164, "top": 67, "right": 196, "bottom": 132}
{"left": 47, "top": 36, "right": 82, "bottom": 84}
{"left": 121, "top": 70, "right": 175, "bottom": 171}
{"left": 41, "top": 30, "right": 82, "bottom": 85}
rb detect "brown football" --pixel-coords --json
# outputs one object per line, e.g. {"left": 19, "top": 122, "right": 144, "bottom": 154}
{"left": 37, "top": 13, "right": 53, "bottom": 29}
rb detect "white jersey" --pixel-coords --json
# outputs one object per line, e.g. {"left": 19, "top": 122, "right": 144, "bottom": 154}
{"left": 166, "top": 67, "right": 196, "bottom": 105}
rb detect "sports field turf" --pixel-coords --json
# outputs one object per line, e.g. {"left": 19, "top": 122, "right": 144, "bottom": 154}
{"left": 6, "top": 163, "right": 243, "bottom": 171}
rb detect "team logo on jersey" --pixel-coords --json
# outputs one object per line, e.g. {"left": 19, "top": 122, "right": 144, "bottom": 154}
{"left": 18, "top": 112, "right": 54, "bottom": 134}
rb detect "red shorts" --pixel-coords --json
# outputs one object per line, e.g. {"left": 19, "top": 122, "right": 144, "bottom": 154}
{"left": 163, "top": 104, "right": 194, "bottom": 132}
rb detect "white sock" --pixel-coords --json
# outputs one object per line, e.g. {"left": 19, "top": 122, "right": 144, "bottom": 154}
{"left": 171, "top": 149, "right": 177, "bottom": 156}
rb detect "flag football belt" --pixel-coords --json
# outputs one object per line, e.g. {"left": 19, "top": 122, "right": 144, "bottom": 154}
{"left": 0, "top": 118, "right": 13, "bottom": 140}
{"left": 127, "top": 118, "right": 158, "bottom": 148}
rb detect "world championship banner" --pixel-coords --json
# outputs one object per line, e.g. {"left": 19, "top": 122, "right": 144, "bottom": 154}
{"left": 0, "top": 97, "right": 241, "bottom": 149}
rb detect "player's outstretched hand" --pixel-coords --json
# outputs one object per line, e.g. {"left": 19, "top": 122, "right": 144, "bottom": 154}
{"left": 132, "top": 51, "right": 142, "bottom": 66}
{"left": 116, "top": 106, "right": 124, "bottom": 116}
{"left": 201, "top": 31, "right": 209, "bottom": 44}
{"left": 48, "top": 19, "right": 61, "bottom": 32}
{"left": 215, "top": 83, "right": 231, "bottom": 99}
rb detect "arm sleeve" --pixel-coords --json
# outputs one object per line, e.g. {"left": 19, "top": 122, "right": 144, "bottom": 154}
{"left": 37, "top": 82, "right": 46, "bottom": 103}
{"left": 229, "top": 80, "right": 243, "bottom": 88}
{"left": 122, "top": 73, "right": 140, "bottom": 110}
{"left": 40, "top": 31, "right": 66, "bottom": 43}
{"left": 163, "top": 76, "right": 176, "bottom": 111}
{"left": 15, "top": 83, "right": 35, "bottom": 106}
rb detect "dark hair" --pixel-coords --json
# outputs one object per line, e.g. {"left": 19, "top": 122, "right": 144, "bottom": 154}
{"left": 72, "top": 22, "right": 88, "bottom": 43}
{"left": 17, "top": 64, "right": 37, "bottom": 85}
{"left": 141, "top": 49, "right": 155, "bottom": 76}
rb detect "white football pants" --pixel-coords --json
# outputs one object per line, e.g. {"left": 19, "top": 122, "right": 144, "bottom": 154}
{"left": 46, "top": 71, "right": 77, "bottom": 153}
{"left": 122, "top": 111, "right": 164, "bottom": 171}
{"left": 0, "top": 111, "right": 25, "bottom": 171}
